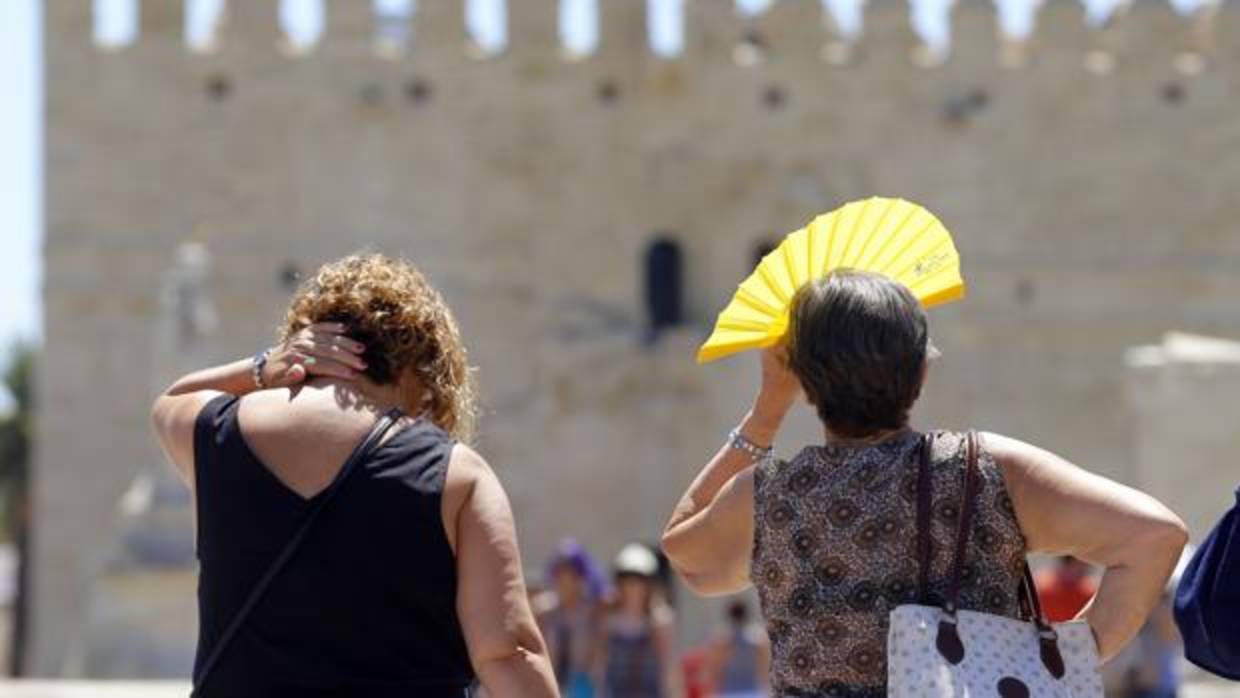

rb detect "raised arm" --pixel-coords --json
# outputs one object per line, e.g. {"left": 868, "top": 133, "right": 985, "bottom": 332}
{"left": 446, "top": 445, "right": 559, "bottom": 698}
{"left": 984, "top": 432, "right": 1188, "bottom": 661}
{"left": 662, "top": 347, "right": 800, "bottom": 595}
{"left": 150, "top": 322, "right": 366, "bottom": 486}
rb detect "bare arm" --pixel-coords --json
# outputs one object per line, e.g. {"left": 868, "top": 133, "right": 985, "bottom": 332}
{"left": 984, "top": 432, "right": 1188, "bottom": 661}
{"left": 150, "top": 359, "right": 250, "bottom": 486}
{"left": 447, "top": 445, "right": 559, "bottom": 698}
{"left": 662, "top": 348, "right": 799, "bottom": 595}
{"left": 150, "top": 323, "right": 365, "bottom": 486}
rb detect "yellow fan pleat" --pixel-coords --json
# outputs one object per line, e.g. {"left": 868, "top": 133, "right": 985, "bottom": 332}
{"left": 697, "top": 197, "right": 966, "bottom": 364}
{"left": 852, "top": 200, "right": 922, "bottom": 272}
{"left": 826, "top": 201, "right": 858, "bottom": 271}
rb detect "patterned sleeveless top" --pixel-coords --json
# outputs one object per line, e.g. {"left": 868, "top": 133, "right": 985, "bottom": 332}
{"left": 752, "top": 430, "right": 1028, "bottom": 698}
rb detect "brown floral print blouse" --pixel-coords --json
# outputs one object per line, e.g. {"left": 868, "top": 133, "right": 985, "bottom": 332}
{"left": 752, "top": 430, "right": 1028, "bottom": 697}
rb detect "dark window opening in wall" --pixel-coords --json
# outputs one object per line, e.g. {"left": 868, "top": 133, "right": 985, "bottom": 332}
{"left": 405, "top": 77, "right": 433, "bottom": 105}
{"left": 762, "top": 85, "right": 788, "bottom": 110}
{"left": 752, "top": 240, "right": 778, "bottom": 269}
{"left": 644, "top": 236, "right": 684, "bottom": 343}
{"left": 1161, "top": 81, "right": 1186, "bottom": 105}
{"left": 279, "top": 262, "right": 302, "bottom": 291}
{"left": 597, "top": 79, "right": 621, "bottom": 105}
{"left": 205, "top": 74, "right": 232, "bottom": 101}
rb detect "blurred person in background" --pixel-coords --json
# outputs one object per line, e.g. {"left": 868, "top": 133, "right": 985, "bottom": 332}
{"left": 537, "top": 538, "right": 608, "bottom": 698}
{"left": 661, "top": 270, "right": 1188, "bottom": 696}
{"left": 1036, "top": 556, "right": 1099, "bottom": 622}
{"left": 596, "top": 543, "right": 681, "bottom": 698}
{"left": 151, "top": 253, "right": 557, "bottom": 697}
{"left": 702, "top": 599, "right": 769, "bottom": 698}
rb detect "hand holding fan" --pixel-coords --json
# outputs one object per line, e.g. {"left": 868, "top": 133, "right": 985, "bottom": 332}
{"left": 697, "top": 197, "right": 966, "bottom": 364}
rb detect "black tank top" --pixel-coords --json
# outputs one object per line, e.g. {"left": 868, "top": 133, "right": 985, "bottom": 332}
{"left": 192, "top": 395, "right": 476, "bottom": 697}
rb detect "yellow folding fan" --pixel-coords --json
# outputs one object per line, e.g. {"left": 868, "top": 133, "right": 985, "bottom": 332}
{"left": 696, "top": 197, "right": 966, "bottom": 364}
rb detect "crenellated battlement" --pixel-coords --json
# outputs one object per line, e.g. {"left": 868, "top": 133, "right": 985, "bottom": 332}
{"left": 60, "top": 0, "right": 1233, "bottom": 74}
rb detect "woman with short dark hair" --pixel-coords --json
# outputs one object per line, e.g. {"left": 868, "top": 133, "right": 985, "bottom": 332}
{"left": 662, "top": 269, "right": 1187, "bottom": 697}
{"left": 152, "top": 253, "right": 558, "bottom": 697}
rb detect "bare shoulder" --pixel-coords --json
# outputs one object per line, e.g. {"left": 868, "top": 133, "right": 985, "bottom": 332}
{"left": 978, "top": 431, "right": 1058, "bottom": 472}
{"left": 237, "top": 387, "right": 358, "bottom": 439}
{"left": 442, "top": 442, "right": 507, "bottom": 554}
{"left": 444, "top": 442, "right": 496, "bottom": 493}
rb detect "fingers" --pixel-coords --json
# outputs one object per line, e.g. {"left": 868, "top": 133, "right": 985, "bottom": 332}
{"left": 286, "top": 363, "right": 307, "bottom": 383}
{"left": 300, "top": 337, "right": 367, "bottom": 372}
{"left": 300, "top": 355, "right": 359, "bottom": 380}
{"left": 300, "top": 323, "right": 366, "bottom": 355}
{"left": 268, "top": 323, "right": 368, "bottom": 385}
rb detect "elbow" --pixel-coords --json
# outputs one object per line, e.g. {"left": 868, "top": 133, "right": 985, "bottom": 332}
{"left": 1136, "top": 509, "right": 1189, "bottom": 567}
{"left": 660, "top": 541, "right": 732, "bottom": 597}
{"left": 150, "top": 395, "right": 169, "bottom": 438}
{"left": 472, "top": 633, "right": 552, "bottom": 680}
{"left": 659, "top": 531, "right": 682, "bottom": 569}
{"left": 659, "top": 532, "right": 699, "bottom": 587}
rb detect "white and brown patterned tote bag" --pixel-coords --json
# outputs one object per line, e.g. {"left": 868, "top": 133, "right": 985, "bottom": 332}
{"left": 887, "top": 432, "right": 1104, "bottom": 698}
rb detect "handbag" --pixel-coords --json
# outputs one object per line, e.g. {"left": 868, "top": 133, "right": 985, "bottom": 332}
{"left": 191, "top": 407, "right": 404, "bottom": 697}
{"left": 886, "top": 431, "right": 1104, "bottom": 697}
{"left": 1174, "top": 485, "right": 1240, "bottom": 680}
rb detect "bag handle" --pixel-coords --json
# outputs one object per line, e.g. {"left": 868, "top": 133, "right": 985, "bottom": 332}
{"left": 928, "top": 431, "right": 1067, "bottom": 679}
{"left": 942, "top": 430, "right": 982, "bottom": 616}
{"left": 191, "top": 407, "right": 405, "bottom": 696}
{"left": 916, "top": 433, "right": 935, "bottom": 603}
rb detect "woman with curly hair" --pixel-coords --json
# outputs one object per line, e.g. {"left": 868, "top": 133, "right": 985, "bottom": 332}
{"left": 151, "top": 253, "right": 557, "bottom": 697}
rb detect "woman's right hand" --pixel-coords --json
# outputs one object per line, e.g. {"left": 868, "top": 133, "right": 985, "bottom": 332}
{"left": 262, "top": 322, "right": 368, "bottom": 388}
{"left": 750, "top": 344, "right": 801, "bottom": 432}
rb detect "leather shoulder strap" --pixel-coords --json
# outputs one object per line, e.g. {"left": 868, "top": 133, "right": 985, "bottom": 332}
{"left": 191, "top": 407, "right": 404, "bottom": 695}
{"left": 916, "top": 433, "right": 935, "bottom": 603}
{"left": 943, "top": 430, "right": 981, "bottom": 615}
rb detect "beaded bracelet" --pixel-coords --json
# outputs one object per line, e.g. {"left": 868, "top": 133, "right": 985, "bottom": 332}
{"left": 728, "top": 428, "right": 773, "bottom": 461}
{"left": 252, "top": 348, "right": 272, "bottom": 390}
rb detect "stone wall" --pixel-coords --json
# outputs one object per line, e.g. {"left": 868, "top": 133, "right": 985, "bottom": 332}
{"left": 37, "top": 0, "right": 1240, "bottom": 676}
{"left": 1125, "top": 333, "right": 1240, "bottom": 545}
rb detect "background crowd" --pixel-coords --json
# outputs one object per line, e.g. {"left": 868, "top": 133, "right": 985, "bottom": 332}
{"left": 533, "top": 540, "right": 1193, "bottom": 698}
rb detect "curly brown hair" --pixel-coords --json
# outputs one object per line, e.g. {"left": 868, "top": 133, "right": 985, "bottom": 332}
{"left": 279, "top": 253, "right": 477, "bottom": 441}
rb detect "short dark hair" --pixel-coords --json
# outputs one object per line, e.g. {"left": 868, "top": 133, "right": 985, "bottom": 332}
{"left": 787, "top": 270, "right": 929, "bottom": 438}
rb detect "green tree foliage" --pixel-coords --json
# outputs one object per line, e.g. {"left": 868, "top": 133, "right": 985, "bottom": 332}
{"left": 0, "top": 343, "right": 34, "bottom": 541}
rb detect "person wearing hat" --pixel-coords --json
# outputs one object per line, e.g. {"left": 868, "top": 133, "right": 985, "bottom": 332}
{"left": 595, "top": 543, "right": 681, "bottom": 698}
{"left": 1175, "top": 487, "right": 1240, "bottom": 681}
{"left": 537, "top": 538, "right": 608, "bottom": 698}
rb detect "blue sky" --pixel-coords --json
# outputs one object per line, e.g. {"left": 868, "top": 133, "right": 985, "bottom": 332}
{"left": 0, "top": 1, "right": 40, "bottom": 351}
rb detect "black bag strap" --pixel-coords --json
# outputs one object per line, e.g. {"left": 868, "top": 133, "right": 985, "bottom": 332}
{"left": 942, "top": 430, "right": 982, "bottom": 616}
{"left": 191, "top": 407, "right": 404, "bottom": 695}
{"left": 926, "top": 431, "right": 1067, "bottom": 678}
{"left": 916, "top": 433, "right": 936, "bottom": 603}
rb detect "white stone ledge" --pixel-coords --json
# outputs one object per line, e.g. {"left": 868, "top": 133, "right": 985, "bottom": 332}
{"left": 0, "top": 681, "right": 190, "bottom": 697}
